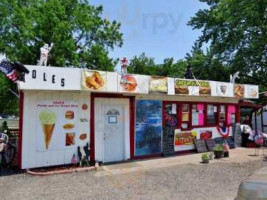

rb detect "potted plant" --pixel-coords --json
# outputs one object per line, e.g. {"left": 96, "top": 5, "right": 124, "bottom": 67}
{"left": 202, "top": 153, "right": 210, "bottom": 163}
{"left": 213, "top": 144, "right": 224, "bottom": 159}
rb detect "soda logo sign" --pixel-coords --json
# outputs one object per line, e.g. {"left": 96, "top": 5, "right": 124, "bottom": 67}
{"left": 164, "top": 113, "right": 177, "bottom": 127}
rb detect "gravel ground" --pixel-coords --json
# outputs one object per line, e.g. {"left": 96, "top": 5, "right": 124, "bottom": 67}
{"left": 0, "top": 160, "right": 262, "bottom": 200}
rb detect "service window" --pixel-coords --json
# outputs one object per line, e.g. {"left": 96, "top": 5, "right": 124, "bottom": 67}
{"left": 192, "top": 104, "right": 204, "bottom": 126}
{"left": 207, "top": 104, "right": 218, "bottom": 125}
{"left": 181, "top": 104, "right": 190, "bottom": 129}
{"left": 219, "top": 105, "right": 226, "bottom": 122}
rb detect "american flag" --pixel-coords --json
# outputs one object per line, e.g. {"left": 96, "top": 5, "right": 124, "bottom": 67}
{"left": 0, "top": 61, "right": 17, "bottom": 82}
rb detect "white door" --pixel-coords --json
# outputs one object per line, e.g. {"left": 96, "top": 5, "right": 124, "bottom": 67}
{"left": 103, "top": 105, "right": 125, "bottom": 162}
{"left": 94, "top": 98, "right": 130, "bottom": 163}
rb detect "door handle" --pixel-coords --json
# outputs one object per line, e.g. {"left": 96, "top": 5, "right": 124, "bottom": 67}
{"left": 104, "top": 132, "right": 106, "bottom": 140}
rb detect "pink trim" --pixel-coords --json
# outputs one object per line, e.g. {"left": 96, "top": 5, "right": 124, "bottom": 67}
{"left": 197, "top": 104, "right": 204, "bottom": 125}
{"left": 227, "top": 105, "right": 236, "bottom": 124}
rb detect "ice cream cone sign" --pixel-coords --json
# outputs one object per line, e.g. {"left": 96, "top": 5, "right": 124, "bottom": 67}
{"left": 39, "top": 110, "right": 57, "bottom": 150}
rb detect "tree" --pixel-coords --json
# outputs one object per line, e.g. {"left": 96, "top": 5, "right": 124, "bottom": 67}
{"left": 185, "top": 43, "right": 230, "bottom": 82}
{"left": 188, "top": 0, "right": 267, "bottom": 86}
{"left": 128, "top": 53, "right": 187, "bottom": 78}
{"left": 0, "top": 0, "right": 123, "bottom": 69}
{"left": 0, "top": 74, "right": 19, "bottom": 115}
{"left": 0, "top": 0, "right": 123, "bottom": 115}
{"left": 128, "top": 53, "right": 156, "bottom": 75}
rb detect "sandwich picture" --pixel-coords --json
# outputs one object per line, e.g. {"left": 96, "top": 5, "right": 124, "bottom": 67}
{"left": 199, "top": 87, "right": 211, "bottom": 95}
{"left": 65, "top": 110, "right": 74, "bottom": 119}
{"left": 120, "top": 75, "right": 137, "bottom": 92}
{"left": 175, "top": 86, "right": 189, "bottom": 95}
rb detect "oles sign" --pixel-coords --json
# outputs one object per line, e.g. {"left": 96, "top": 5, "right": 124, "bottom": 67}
{"left": 174, "top": 130, "right": 197, "bottom": 146}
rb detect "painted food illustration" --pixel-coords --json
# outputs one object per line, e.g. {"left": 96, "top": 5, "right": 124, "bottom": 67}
{"left": 176, "top": 86, "right": 189, "bottom": 94}
{"left": 150, "top": 76, "right": 167, "bottom": 93}
{"left": 39, "top": 110, "right": 57, "bottom": 150}
{"left": 234, "top": 84, "right": 244, "bottom": 98}
{"left": 85, "top": 71, "right": 105, "bottom": 90}
{"left": 79, "top": 133, "right": 87, "bottom": 140}
{"left": 199, "top": 87, "right": 211, "bottom": 95}
{"left": 248, "top": 88, "right": 258, "bottom": 98}
{"left": 200, "top": 131, "right": 212, "bottom": 140}
{"left": 120, "top": 75, "right": 137, "bottom": 92}
{"left": 82, "top": 103, "right": 88, "bottom": 110}
{"left": 65, "top": 110, "right": 74, "bottom": 119}
{"left": 219, "top": 84, "right": 227, "bottom": 94}
{"left": 63, "top": 123, "right": 75, "bottom": 129}
{"left": 66, "top": 133, "right": 75, "bottom": 146}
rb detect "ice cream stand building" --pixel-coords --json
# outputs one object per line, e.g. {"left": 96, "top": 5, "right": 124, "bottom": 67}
{"left": 18, "top": 65, "right": 259, "bottom": 169}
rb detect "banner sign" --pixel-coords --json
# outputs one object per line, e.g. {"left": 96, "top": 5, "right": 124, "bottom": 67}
{"left": 19, "top": 65, "right": 81, "bottom": 90}
{"left": 174, "top": 129, "right": 197, "bottom": 151}
{"left": 82, "top": 70, "right": 107, "bottom": 91}
{"left": 175, "top": 79, "right": 211, "bottom": 96}
{"left": 36, "top": 100, "right": 84, "bottom": 151}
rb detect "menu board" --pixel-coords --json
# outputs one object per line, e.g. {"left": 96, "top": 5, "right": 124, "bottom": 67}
{"left": 205, "top": 139, "right": 216, "bottom": 151}
{"left": 194, "top": 139, "right": 208, "bottom": 153}
{"left": 36, "top": 100, "right": 79, "bottom": 151}
{"left": 226, "top": 136, "right": 236, "bottom": 149}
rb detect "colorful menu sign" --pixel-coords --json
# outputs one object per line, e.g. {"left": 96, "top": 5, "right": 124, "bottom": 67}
{"left": 174, "top": 129, "right": 197, "bottom": 151}
{"left": 175, "top": 79, "right": 211, "bottom": 96}
{"left": 36, "top": 100, "right": 79, "bottom": 151}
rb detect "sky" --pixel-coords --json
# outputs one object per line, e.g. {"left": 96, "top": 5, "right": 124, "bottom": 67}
{"left": 90, "top": 0, "right": 208, "bottom": 64}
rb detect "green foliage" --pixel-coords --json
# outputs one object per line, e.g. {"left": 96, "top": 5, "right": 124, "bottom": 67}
{"left": 128, "top": 53, "right": 187, "bottom": 78}
{"left": 185, "top": 42, "right": 230, "bottom": 81}
{"left": 0, "top": 121, "right": 8, "bottom": 132}
{"left": 188, "top": 0, "right": 267, "bottom": 87}
{"left": 0, "top": 0, "right": 123, "bottom": 69}
{"left": 0, "top": 74, "right": 19, "bottom": 115}
{"left": 0, "top": 0, "right": 123, "bottom": 115}
{"left": 213, "top": 144, "right": 224, "bottom": 152}
{"left": 202, "top": 153, "right": 209, "bottom": 160}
